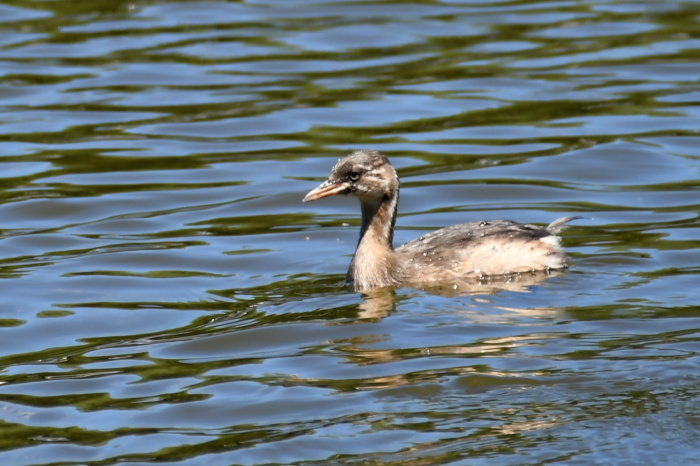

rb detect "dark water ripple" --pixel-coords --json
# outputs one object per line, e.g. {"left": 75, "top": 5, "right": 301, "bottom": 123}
{"left": 0, "top": 0, "right": 699, "bottom": 464}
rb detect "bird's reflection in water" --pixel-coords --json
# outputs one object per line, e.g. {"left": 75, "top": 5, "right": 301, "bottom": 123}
{"left": 294, "top": 271, "right": 571, "bottom": 393}
{"left": 356, "top": 288, "right": 398, "bottom": 321}
{"left": 355, "top": 269, "right": 566, "bottom": 321}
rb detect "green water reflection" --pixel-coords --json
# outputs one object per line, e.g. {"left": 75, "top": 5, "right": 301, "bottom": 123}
{"left": 0, "top": 0, "right": 698, "bottom": 464}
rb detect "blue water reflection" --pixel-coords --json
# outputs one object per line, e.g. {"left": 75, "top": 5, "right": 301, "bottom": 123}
{"left": 0, "top": 0, "right": 698, "bottom": 464}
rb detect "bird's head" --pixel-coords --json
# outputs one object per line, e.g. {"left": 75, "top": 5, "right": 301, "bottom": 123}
{"left": 303, "top": 150, "right": 398, "bottom": 203}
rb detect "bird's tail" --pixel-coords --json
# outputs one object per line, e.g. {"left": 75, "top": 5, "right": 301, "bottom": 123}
{"left": 546, "top": 216, "right": 583, "bottom": 234}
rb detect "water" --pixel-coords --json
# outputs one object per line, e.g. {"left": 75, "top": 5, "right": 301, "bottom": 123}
{"left": 1, "top": 0, "right": 699, "bottom": 464}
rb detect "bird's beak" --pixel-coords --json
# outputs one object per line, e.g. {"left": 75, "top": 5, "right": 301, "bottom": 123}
{"left": 303, "top": 179, "right": 350, "bottom": 202}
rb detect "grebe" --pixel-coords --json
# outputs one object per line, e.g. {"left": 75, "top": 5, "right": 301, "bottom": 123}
{"left": 304, "top": 150, "right": 576, "bottom": 291}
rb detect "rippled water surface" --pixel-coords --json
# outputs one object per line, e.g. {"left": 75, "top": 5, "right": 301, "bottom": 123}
{"left": 1, "top": 0, "right": 699, "bottom": 464}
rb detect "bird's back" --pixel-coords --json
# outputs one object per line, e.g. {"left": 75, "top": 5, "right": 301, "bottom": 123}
{"left": 396, "top": 218, "right": 573, "bottom": 283}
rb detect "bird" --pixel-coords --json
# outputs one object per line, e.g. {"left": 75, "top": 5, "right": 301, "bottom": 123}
{"left": 303, "top": 150, "right": 577, "bottom": 292}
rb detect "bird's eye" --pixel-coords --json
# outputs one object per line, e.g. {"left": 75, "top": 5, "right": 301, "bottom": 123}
{"left": 348, "top": 171, "right": 361, "bottom": 182}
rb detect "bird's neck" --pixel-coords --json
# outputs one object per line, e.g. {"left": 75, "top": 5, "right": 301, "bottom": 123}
{"left": 359, "top": 191, "right": 397, "bottom": 249}
{"left": 348, "top": 190, "right": 401, "bottom": 290}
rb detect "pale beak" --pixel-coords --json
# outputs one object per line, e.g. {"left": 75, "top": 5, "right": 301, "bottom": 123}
{"left": 303, "top": 180, "right": 350, "bottom": 202}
